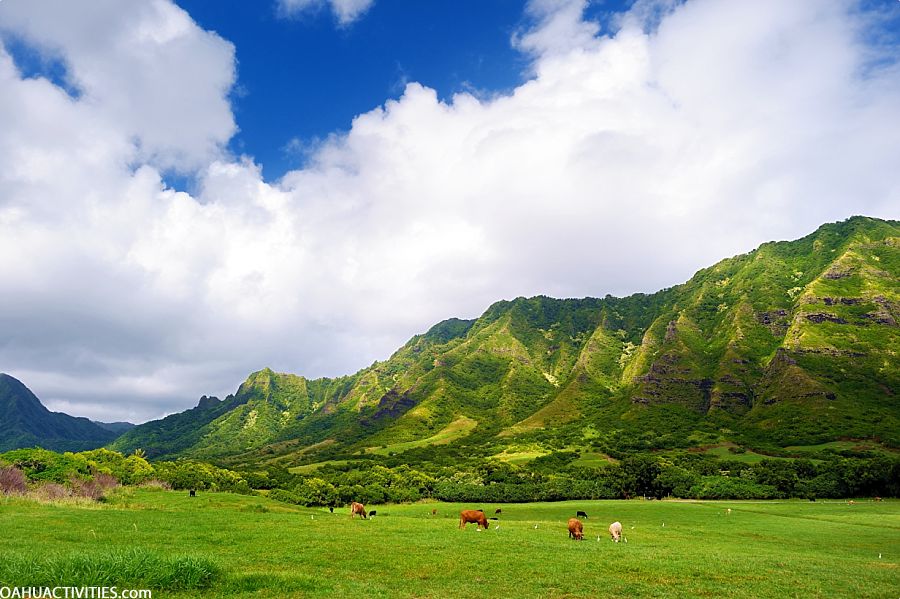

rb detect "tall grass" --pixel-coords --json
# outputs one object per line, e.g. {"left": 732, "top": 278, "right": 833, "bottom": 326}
{"left": 0, "top": 548, "right": 221, "bottom": 590}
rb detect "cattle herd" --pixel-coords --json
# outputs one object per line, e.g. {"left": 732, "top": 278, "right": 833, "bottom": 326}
{"left": 344, "top": 502, "right": 626, "bottom": 542}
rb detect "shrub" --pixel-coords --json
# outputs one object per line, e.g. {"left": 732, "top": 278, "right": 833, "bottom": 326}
{"left": 77, "top": 448, "right": 154, "bottom": 485}
{"left": 70, "top": 477, "right": 105, "bottom": 501}
{"left": 688, "top": 476, "right": 782, "bottom": 499}
{"left": 292, "top": 478, "right": 338, "bottom": 507}
{"left": 93, "top": 473, "right": 120, "bottom": 490}
{"left": 139, "top": 479, "right": 172, "bottom": 490}
{"left": 0, "top": 449, "right": 91, "bottom": 484}
{"left": 32, "top": 483, "right": 71, "bottom": 501}
{"left": 269, "top": 489, "right": 303, "bottom": 505}
{"left": 0, "top": 466, "right": 27, "bottom": 495}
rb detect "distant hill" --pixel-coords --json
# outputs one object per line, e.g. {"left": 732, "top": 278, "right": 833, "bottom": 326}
{"left": 92, "top": 421, "right": 136, "bottom": 434}
{"left": 0, "top": 374, "right": 123, "bottom": 452}
{"left": 110, "top": 216, "right": 899, "bottom": 466}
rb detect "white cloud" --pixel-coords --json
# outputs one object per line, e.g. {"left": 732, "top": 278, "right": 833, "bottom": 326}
{"left": 277, "top": 0, "right": 375, "bottom": 26}
{"left": 0, "top": 0, "right": 235, "bottom": 171}
{"left": 0, "top": 0, "right": 898, "bottom": 422}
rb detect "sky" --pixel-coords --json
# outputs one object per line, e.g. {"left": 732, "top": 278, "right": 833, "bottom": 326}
{"left": 0, "top": 0, "right": 898, "bottom": 423}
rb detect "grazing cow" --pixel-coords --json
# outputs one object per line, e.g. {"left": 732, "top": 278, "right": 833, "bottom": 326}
{"left": 848, "top": 500, "right": 856, "bottom": 505}
{"left": 350, "top": 502, "right": 368, "bottom": 519}
{"left": 368, "top": 510, "right": 377, "bottom": 518}
{"left": 874, "top": 497, "right": 883, "bottom": 502}
{"left": 567, "top": 518, "right": 584, "bottom": 540}
{"left": 495, "top": 508, "right": 502, "bottom": 515}
{"left": 329, "top": 507, "right": 334, "bottom": 513}
{"left": 189, "top": 489, "right": 196, "bottom": 497}
{"left": 576, "top": 510, "right": 588, "bottom": 519}
{"left": 459, "top": 510, "right": 489, "bottom": 530}
{"left": 609, "top": 521, "right": 623, "bottom": 542}
{"left": 432, "top": 508, "right": 437, "bottom": 516}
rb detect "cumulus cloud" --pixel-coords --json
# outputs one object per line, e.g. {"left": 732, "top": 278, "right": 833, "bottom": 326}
{"left": 0, "top": 0, "right": 898, "bottom": 422}
{"left": 277, "top": 0, "right": 375, "bottom": 26}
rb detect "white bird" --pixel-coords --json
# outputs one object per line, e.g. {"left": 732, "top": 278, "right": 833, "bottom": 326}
{"left": 597, "top": 536, "right": 601, "bottom": 542}
{"left": 662, "top": 523, "right": 665, "bottom": 527}
{"left": 631, "top": 526, "right": 635, "bottom": 530}
{"left": 495, "top": 525, "right": 500, "bottom": 530}
{"left": 534, "top": 524, "right": 539, "bottom": 529}
{"left": 879, "top": 553, "right": 882, "bottom": 559}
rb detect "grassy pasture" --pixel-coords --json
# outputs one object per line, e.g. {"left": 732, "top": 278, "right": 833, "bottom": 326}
{"left": 363, "top": 416, "right": 479, "bottom": 456}
{"left": 696, "top": 445, "right": 777, "bottom": 463}
{"left": 1, "top": 490, "right": 897, "bottom": 598}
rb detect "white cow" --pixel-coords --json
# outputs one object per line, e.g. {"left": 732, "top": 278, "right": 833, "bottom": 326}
{"left": 609, "top": 521, "right": 623, "bottom": 542}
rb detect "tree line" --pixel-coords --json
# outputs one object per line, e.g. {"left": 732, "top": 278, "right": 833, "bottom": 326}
{"left": 1, "top": 447, "right": 897, "bottom": 506}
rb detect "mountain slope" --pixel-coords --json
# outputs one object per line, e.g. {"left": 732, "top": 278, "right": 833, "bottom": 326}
{"left": 111, "top": 216, "right": 900, "bottom": 464}
{"left": 0, "top": 374, "right": 121, "bottom": 452}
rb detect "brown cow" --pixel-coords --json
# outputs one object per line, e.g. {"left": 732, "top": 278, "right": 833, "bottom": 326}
{"left": 350, "top": 502, "right": 367, "bottom": 519}
{"left": 459, "top": 509, "right": 489, "bottom": 530}
{"left": 567, "top": 518, "right": 584, "bottom": 540}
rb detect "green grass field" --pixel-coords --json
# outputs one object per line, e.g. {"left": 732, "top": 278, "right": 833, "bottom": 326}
{"left": 363, "top": 416, "right": 479, "bottom": 456}
{"left": 697, "top": 445, "right": 778, "bottom": 463}
{"left": 1, "top": 490, "right": 898, "bottom": 598}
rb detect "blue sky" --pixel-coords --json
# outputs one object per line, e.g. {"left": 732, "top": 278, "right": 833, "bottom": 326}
{"left": 175, "top": 0, "right": 631, "bottom": 179}
{"left": 0, "top": 0, "right": 898, "bottom": 422}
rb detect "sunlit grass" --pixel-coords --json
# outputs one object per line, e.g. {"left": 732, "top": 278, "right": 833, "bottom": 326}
{"left": 363, "top": 416, "right": 478, "bottom": 456}
{"left": 1, "top": 489, "right": 897, "bottom": 598}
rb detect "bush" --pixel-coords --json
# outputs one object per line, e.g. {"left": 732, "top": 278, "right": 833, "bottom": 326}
{"left": 93, "top": 473, "right": 120, "bottom": 490}
{"left": 77, "top": 449, "right": 154, "bottom": 485}
{"left": 688, "top": 476, "right": 782, "bottom": 499}
{"left": 153, "top": 461, "right": 250, "bottom": 494}
{"left": 0, "top": 466, "right": 27, "bottom": 495}
{"left": 269, "top": 489, "right": 303, "bottom": 505}
{"left": 0, "top": 449, "right": 91, "bottom": 484}
{"left": 32, "top": 483, "right": 71, "bottom": 501}
{"left": 70, "top": 477, "right": 106, "bottom": 501}
{"left": 293, "top": 478, "right": 338, "bottom": 507}
{"left": 655, "top": 466, "right": 700, "bottom": 498}
{"left": 139, "top": 479, "right": 172, "bottom": 490}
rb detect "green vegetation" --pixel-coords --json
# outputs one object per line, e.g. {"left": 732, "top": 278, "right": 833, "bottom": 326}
{"left": 0, "top": 548, "right": 221, "bottom": 590}
{"left": 364, "top": 416, "right": 478, "bottom": 455}
{"left": 0, "top": 374, "right": 119, "bottom": 452}
{"left": 1, "top": 489, "right": 897, "bottom": 597}
{"left": 103, "top": 217, "right": 898, "bottom": 480}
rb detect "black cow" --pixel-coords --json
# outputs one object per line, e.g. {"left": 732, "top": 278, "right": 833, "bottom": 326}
{"left": 329, "top": 506, "right": 334, "bottom": 513}
{"left": 576, "top": 510, "right": 588, "bottom": 519}
{"left": 495, "top": 508, "right": 502, "bottom": 515}
{"left": 368, "top": 510, "right": 377, "bottom": 518}
{"left": 189, "top": 489, "right": 196, "bottom": 497}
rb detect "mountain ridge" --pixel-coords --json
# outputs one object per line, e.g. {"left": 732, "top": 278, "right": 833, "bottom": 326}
{"left": 11, "top": 216, "right": 898, "bottom": 465}
{"left": 0, "top": 373, "right": 124, "bottom": 452}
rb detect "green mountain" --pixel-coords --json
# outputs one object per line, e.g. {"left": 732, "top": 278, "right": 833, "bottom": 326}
{"left": 0, "top": 374, "right": 122, "bottom": 452}
{"left": 110, "top": 216, "right": 900, "bottom": 466}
